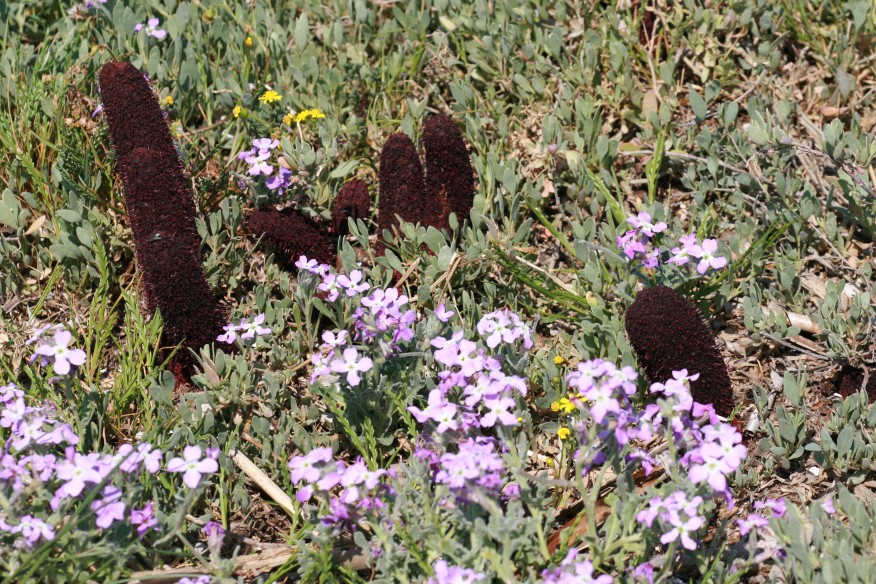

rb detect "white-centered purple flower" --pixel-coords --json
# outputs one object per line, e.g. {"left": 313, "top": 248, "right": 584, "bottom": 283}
{"left": 33, "top": 330, "right": 86, "bottom": 375}
{"left": 288, "top": 446, "right": 333, "bottom": 484}
{"left": 166, "top": 446, "right": 219, "bottom": 489}
{"left": 627, "top": 211, "right": 667, "bottom": 238}
{"left": 134, "top": 17, "right": 167, "bottom": 40}
{"left": 688, "top": 238, "right": 727, "bottom": 274}
{"left": 329, "top": 348, "right": 373, "bottom": 387}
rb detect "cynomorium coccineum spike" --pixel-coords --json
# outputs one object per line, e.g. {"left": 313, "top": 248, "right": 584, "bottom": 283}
{"left": 99, "top": 62, "right": 226, "bottom": 381}
{"left": 247, "top": 207, "right": 336, "bottom": 268}
{"left": 421, "top": 115, "right": 475, "bottom": 230}
{"left": 331, "top": 179, "right": 371, "bottom": 236}
{"left": 377, "top": 133, "right": 428, "bottom": 246}
{"left": 624, "top": 285, "right": 734, "bottom": 417}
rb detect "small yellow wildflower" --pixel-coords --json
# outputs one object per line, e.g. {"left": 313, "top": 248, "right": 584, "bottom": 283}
{"left": 554, "top": 398, "right": 575, "bottom": 414}
{"left": 554, "top": 355, "right": 565, "bottom": 365}
{"left": 557, "top": 427, "right": 571, "bottom": 440}
{"left": 259, "top": 90, "right": 283, "bottom": 104}
{"left": 295, "top": 108, "right": 326, "bottom": 122}
{"left": 232, "top": 105, "right": 243, "bottom": 118}
{"left": 550, "top": 401, "right": 560, "bottom": 412}
{"left": 244, "top": 35, "right": 253, "bottom": 47}
{"left": 516, "top": 417, "right": 523, "bottom": 423}
{"left": 162, "top": 95, "right": 174, "bottom": 106}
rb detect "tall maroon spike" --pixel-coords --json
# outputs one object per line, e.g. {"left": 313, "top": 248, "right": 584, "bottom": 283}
{"left": 377, "top": 133, "right": 427, "bottom": 248}
{"left": 331, "top": 179, "right": 371, "bottom": 236}
{"left": 625, "top": 285, "right": 735, "bottom": 417}
{"left": 421, "top": 115, "right": 475, "bottom": 230}
{"left": 98, "top": 62, "right": 178, "bottom": 161}
{"left": 100, "top": 61, "right": 226, "bottom": 384}
{"left": 119, "top": 147, "right": 227, "bottom": 377}
{"left": 247, "top": 207, "right": 336, "bottom": 268}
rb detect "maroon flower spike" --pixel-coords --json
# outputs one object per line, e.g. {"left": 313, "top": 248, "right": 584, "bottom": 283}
{"left": 118, "top": 148, "right": 227, "bottom": 378}
{"left": 99, "top": 62, "right": 227, "bottom": 384}
{"left": 833, "top": 365, "right": 876, "bottom": 403}
{"left": 247, "top": 207, "right": 336, "bottom": 268}
{"left": 377, "top": 133, "right": 428, "bottom": 248}
{"left": 625, "top": 285, "right": 735, "bottom": 418}
{"left": 98, "top": 62, "right": 178, "bottom": 161}
{"left": 421, "top": 115, "right": 475, "bottom": 230}
{"left": 331, "top": 179, "right": 371, "bottom": 236}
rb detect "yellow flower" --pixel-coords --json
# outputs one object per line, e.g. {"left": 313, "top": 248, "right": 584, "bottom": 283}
{"left": 295, "top": 108, "right": 326, "bottom": 122}
{"left": 283, "top": 111, "right": 295, "bottom": 125}
{"left": 557, "top": 427, "right": 571, "bottom": 440}
{"left": 259, "top": 90, "right": 283, "bottom": 104}
{"left": 244, "top": 35, "right": 253, "bottom": 47}
{"left": 554, "top": 355, "right": 565, "bottom": 365}
{"left": 516, "top": 417, "right": 523, "bottom": 423}
{"left": 555, "top": 398, "right": 576, "bottom": 414}
{"left": 233, "top": 105, "right": 242, "bottom": 118}
{"left": 162, "top": 95, "right": 174, "bottom": 106}
{"left": 550, "top": 401, "right": 560, "bottom": 412}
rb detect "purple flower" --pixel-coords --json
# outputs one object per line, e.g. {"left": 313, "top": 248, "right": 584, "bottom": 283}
{"left": 660, "top": 510, "right": 703, "bottom": 550}
{"left": 737, "top": 513, "right": 769, "bottom": 536}
{"left": 542, "top": 550, "right": 613, "bottom": 584}
{"left": 688, "top": 238, "right": 727, "bottom": 274}
{"left": 166, "top": 446, "right": 219, "bottom": 489}
{"left": 91, "top": 486, "right": 126, "bottom": 529}
{"left": 239, "top": 313, "right": 271, "bottom": 339}
{"left": 616, "top": 230, "right": 647, "bottom": 259}
{"left": 408, "top": 389, "right": 459, "bottom": 433}
{"left": 288, "top": 447, "right": 333, "bottom": 484}
{"left": 7, "top": 515, "right": 55, "bottom": 548}
{"left": 203, "top": 520, "right": 225, "bottom": 552}
{"left": 479, "top": 396, "right": 518, "bottom": 427}
{"left": 295, "top": 255, "right": 327, "bottom": 274}
{"left": 337, "top": 270, "right": 370, "bottom": 296}
{"left": 134, "top": 17, "right": 167, "bottom": 40}
{"left": 178, "top": 578, "right": 210, "bottom": 584}
{"left": 130, "top": 501, "right": 159, "bottom": 538}
{"left": 754, "top": 498, "right": 787, "bottom": 518}
{"left": 434, "top": 304, "right": 455, "bottom": 322}
{"left": 329, "top": 348, "right": 373, "bottom": 387}
{"left": 821, "top": 496, "right": 836, "bottom": 515}
{"left": 33, "top": 330, "right": 86, "bottom": 375}
{"left": 426, "top": 559, "right": 486, "bottom": 584}
{"left": 216, "top": 322, "right": 238, "bottom": 344}
{"left": 627, "top": 211, "right": 667, "bottom": 238}
{"left": 55, "top": 452, "right": 103, "bottom": 498}
{"left": 252, "top": 138, "right": 280, "bottom": 152}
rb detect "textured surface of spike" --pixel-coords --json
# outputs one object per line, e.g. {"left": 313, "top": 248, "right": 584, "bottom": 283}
{"left": 624, "top": 285, "right": 735, "bottom": 417}
{"left": 120, "top": 147, "right": 227, "bottom": 376}
{"left": 833, "top": 365, "right": 876, "bottom": 402}
{"left": 377, "top": 133, "right": 427, "bottom": 248}
{"left": 421, "top": 115, "right": 475, "bottom": 229}
{"left": 247, "top": 207, "right": 336, "bottom": 268}
{"left": 98, "top": 62, "right": 178, "bottom": 160}
{"left": 331, "top": 179, "right": 371, "bottom": 236}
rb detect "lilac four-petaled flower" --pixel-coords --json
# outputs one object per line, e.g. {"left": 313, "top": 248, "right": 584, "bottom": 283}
{"left": 166, "top": 446, "right": 219, "bottom": 489}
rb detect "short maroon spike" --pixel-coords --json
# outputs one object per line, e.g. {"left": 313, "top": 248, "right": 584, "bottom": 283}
{"left": 331, "top": 179, "right": 371, "bottom": 236}
{"left": 247, "top": 207, "right": 336, "bottom": 268}
{"left": 98, "top": 62, "right": 178, "bottom": 161}
{"left": 377, "top": 133, "right": 427, "bottom": 247}
{"left": 625, "top": 285, "right": 734, "bottom": 417}
{"left": 833, "top": 365, "right": 876, "bottom": 402}
{"left": 421, "top": 115, "right": 475, "bottom": 229}
{"left": 118, "top": 148, "right": 227, "bottom": 376}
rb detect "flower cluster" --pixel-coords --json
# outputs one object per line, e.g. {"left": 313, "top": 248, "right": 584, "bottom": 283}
{"left": 236, "top": 137, "right": 312, "bottom": 197}
{"left": 737, "top": 497, "right": 788, "bottom": 536}
{"left": 616, "top": 211, "right": 727, "bottom": 274}
{"left": 559, "top": 362, "right": 747, "bottom": 554}
{"left": 0, "top": 358, "right": 218, "bottom": 551}
{"left": 287, "top": 447, "right": 391, "bottom": 529}
{"left": 217, "top": 313, "right": 271, "bottom": 344}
